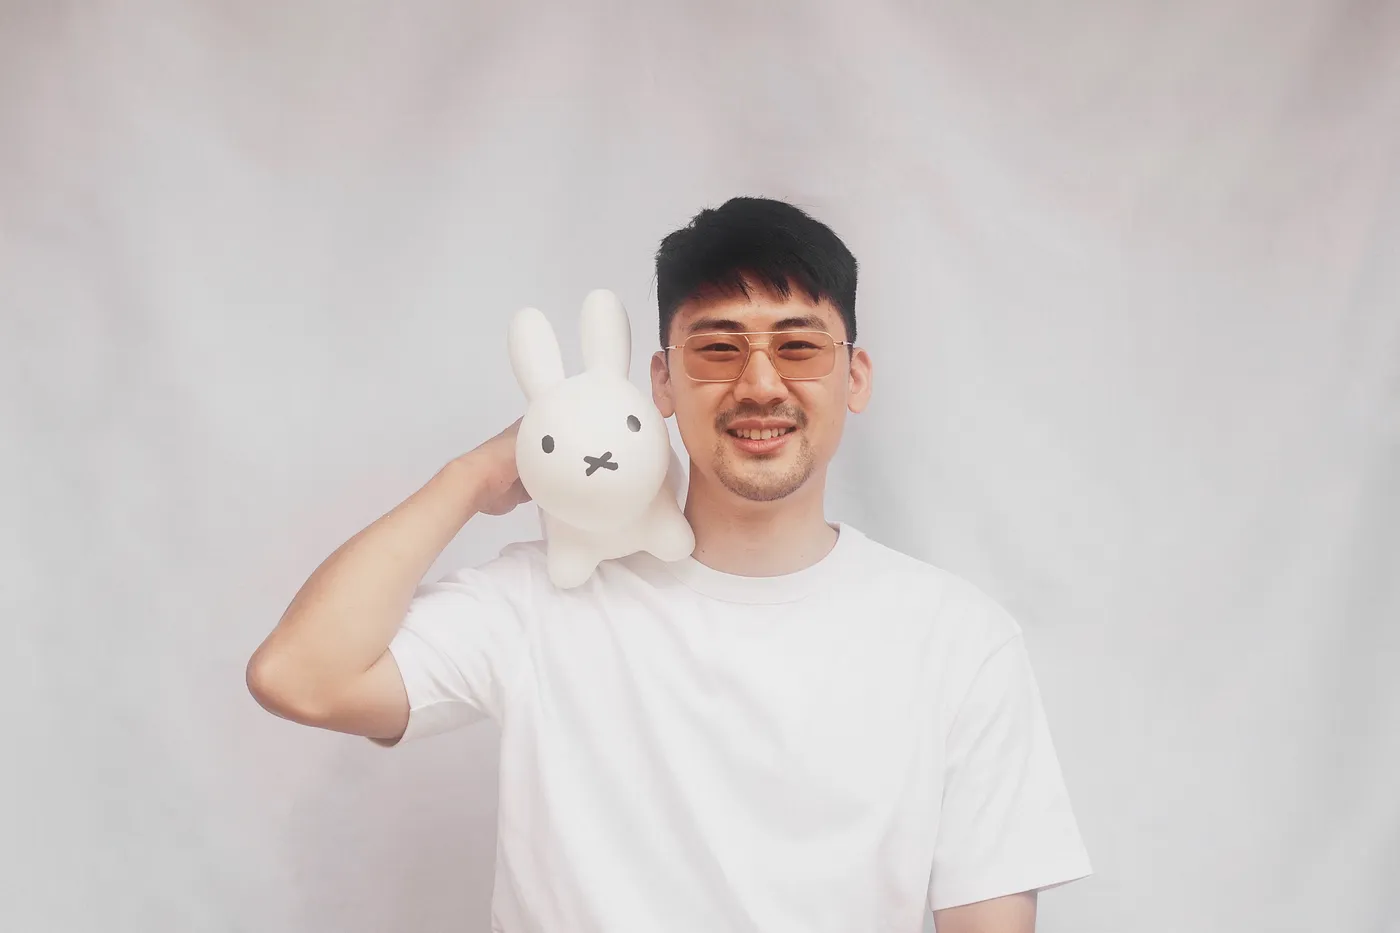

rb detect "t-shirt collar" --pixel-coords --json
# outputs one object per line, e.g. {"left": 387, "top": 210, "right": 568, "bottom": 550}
{"left": 653, "top": 522, "right": 862, "bottom": 604}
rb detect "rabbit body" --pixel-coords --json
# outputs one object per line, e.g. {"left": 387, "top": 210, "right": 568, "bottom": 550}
{"left": 508, "top": 289, "right": 695, "bottom": 588}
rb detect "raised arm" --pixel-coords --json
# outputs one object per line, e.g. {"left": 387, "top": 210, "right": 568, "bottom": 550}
{"left": 245, "top": 420, "right": 527, "bottom": 743}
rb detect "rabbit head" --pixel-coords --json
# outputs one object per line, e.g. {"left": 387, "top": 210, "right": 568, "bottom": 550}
{"left": 508, "top": 289, "right": 672, "bottom": 532}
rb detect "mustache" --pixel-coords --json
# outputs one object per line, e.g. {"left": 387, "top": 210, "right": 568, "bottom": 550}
{"left": 715, "top": 403, "right": 808, "bottom": 432}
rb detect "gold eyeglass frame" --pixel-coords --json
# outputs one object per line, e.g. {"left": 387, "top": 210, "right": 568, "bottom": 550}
{"left": 663, "top": 329, "right": 854, "bottom": 383}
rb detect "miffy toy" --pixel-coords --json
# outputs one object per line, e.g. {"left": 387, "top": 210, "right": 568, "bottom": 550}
{"left": 508, "top": 288, "right": 695, "bottom": 588}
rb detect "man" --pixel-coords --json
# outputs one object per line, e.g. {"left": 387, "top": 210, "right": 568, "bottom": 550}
{"left": 247, "top": 197, "right": 1093, "bottom": 932}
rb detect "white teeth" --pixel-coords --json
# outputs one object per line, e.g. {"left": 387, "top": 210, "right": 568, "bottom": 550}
{"left": 731, "top": 427, "right": 791, "bottom": 440}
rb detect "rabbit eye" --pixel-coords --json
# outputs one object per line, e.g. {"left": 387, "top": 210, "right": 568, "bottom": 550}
{"left": 541, "top": 435, "right": 555, "bottom": 453}
{"left": 626, "top": 415, "right": 641, "bottom": 432}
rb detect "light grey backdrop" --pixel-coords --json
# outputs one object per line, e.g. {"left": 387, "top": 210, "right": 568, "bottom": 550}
{"left": 4, "top": 2, "right": 1397, "bottom": 931}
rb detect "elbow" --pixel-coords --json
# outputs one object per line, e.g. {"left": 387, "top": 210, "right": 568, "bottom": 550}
{"left": 246, "top": 648, "right": 326, "bottom": 725}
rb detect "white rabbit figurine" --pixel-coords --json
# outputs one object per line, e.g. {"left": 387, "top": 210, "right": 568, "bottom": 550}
{"left": 507, "top": 288, "right": 695, "bottom": 588}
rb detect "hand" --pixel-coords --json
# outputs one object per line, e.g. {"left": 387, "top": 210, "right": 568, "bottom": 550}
{"left": 463, "top": 418, "right": 532, "bottom": 516}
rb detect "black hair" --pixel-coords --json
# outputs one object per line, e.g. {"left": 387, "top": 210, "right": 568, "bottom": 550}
{"left": 654, "top": 196, "right": 858, "bottom": 347}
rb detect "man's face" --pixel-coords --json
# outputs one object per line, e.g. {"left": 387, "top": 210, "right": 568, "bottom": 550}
{"left": 650, "top": 285, "right": 872, "bottom": 503}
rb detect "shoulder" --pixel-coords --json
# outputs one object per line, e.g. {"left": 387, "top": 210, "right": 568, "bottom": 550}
{"left": 493, "top": 538, "right": 550, "bottom": 572}
{"left": 842, "top": 525, "right": 1023, "bottom": 651}
{"left": 426, "top": 539, "right": 552, "bottom": 603}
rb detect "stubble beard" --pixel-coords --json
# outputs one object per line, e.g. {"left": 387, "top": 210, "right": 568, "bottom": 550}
{"left": 711, "top": 431, "right": 816, "bottom": 502}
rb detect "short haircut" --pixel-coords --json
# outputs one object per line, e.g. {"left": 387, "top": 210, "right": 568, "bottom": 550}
{"left": 653, "top": 196, "right": 858, "bottom": 347}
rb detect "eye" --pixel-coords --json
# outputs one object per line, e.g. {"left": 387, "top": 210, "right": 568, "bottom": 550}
{"left": 777, "top": 338, "right": 823, "bottom": 359}
{"left": 696, "top": 341, "right": 742, "bottom": 357}
{"left": 541, "top": 435, "right": 555, "bottom": 453}
{"left": 626, "top": 415, "right": 641, "bottom": 432}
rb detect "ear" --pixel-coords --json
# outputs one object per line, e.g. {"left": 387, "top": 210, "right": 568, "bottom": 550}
{"left": 579, "top": 288, "right": 631, "bottom": 377}
{"left": 650, "top": 350, "right": 675, "bottom": 417}
{"left": 846, "top": 346, "right": 873, "bottom": 414}
{"left": 508, "top": 306, "right": 565, "bottom": 401}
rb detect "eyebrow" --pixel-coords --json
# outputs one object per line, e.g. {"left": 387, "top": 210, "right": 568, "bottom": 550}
{"left": 686, "top": 314, "right": 829, "bottom": 334}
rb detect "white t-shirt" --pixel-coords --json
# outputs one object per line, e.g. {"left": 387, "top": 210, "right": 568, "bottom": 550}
{"left": 382, "top": 523, "right": 1092, "bottom": 932}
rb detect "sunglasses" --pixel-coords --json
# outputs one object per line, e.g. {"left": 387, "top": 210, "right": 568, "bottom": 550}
{"left": 664, "top": 330, "right": 853, "bottom": 383}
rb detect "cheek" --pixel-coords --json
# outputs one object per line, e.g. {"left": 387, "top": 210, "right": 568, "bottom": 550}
{"left": 673, "top": 385, "right": 724, "bottom": 422}
{"left": 795, "top": 384, "right": 843, "bottom": 426}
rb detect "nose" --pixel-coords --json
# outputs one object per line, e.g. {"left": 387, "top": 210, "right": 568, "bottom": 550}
{"left": 583, "top": 451, "right": 617, "bottom": 476}
{"left": 733, "top": 343, "right": 790, "bottom": 406}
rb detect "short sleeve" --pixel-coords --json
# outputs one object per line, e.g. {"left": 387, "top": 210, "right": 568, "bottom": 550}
{"left": 927, "top": 633, "right": 1093, "bottom": 911}
{"left": 373, "top": 551, "right": 532, "bottom": 746}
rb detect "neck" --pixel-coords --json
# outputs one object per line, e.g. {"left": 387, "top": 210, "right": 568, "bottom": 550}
{"left": 681, "top": 468, "right": 839, "bottom": 577}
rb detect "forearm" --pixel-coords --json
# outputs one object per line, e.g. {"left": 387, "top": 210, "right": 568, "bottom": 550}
{"left": 247, "top": 454, "right": 486, "bottom": 714}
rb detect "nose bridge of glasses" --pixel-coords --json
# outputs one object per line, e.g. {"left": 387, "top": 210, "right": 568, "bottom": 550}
{"left": 740, "top": 330, "right": 818, "bottom": 350}
{"left": 744, "top": 338, "right": 781, "bottom": 374}
{"left": 721, "top": 337, "right": 773, "bottom": 387}
{"left": 740, "top": 334, "right": 815, "bottom": 378}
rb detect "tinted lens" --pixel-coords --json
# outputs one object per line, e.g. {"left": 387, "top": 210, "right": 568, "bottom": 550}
{"left": 682, "top": 331, "right": 835, "bottom": 381}
{"left": 683, "top": 333, "right": 748, "bottom": 380}
{"left": 769, "top": 330, "right": 835, "bottom": 378}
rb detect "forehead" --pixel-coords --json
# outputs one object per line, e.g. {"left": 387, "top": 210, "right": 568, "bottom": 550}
{"left": 669, "top": 286, "right": 845, "bottom": 340}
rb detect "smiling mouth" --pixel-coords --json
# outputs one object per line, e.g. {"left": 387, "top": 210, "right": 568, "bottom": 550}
{"left": 726, "top": 427, "right": 796, "bottom": 440}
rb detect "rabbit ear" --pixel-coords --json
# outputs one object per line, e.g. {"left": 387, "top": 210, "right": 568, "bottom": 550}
{"left": 580, "top": 288, "right": 631, "bottom": 377}
{"left": 508, "top": 306, "right": 565, "bottom": 400}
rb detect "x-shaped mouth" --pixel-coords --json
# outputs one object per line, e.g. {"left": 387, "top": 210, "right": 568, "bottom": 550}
{"left": 584, "top": 452, "right": 618, "bottom": 476}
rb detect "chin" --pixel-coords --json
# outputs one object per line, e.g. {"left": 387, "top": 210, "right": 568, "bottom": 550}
{"left": 712, "top": 444, "right": 817, "bottom": 503}
{"left": 709, "top": 475, "right": 791, "bottom": 502}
